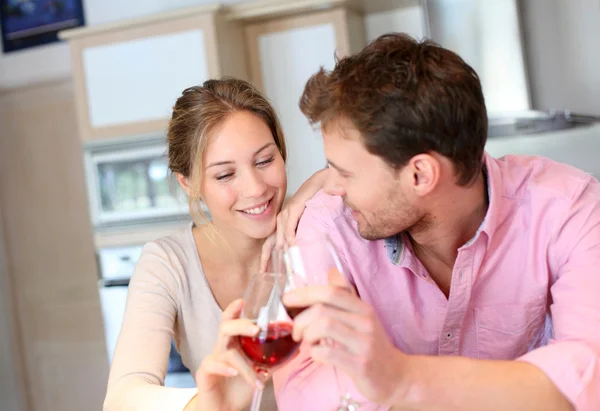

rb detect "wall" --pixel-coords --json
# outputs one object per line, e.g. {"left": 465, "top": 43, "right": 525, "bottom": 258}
{"left": 521, "top": 0, "right": 600, "bottom": 114}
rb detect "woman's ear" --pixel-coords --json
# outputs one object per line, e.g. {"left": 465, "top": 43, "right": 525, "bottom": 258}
{"left": 175, "top": 173, "right": 191, "bottom": 196}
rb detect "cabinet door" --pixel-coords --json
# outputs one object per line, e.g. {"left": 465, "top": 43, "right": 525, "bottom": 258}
{"left": 245, "top": 9, "right": 365, "bottom": 196}
{"left": 0, "top": 79, "right": 108, "bottom": 411}
{"left": 83, "top": 30, "right": 209, "bottom": 131}
{"left": 70, "top": 13, "right": 220, "bottom": 141}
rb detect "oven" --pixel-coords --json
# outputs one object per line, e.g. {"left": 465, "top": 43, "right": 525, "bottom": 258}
{"left": 97, "top": 244, "right": 195, "bottom": 388}
{"left": 84, "top": 134, "right": 191, "bottom": 229}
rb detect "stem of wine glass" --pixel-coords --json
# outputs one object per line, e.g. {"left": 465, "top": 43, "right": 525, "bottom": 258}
{"left": 249, "top": 369, "right": 268, "bottom": 411}
{"left": 333, "top": 360, "right": 360, "bottom": 410}
{"left": 249, "top": 386, "right": 264, "bottom": 411}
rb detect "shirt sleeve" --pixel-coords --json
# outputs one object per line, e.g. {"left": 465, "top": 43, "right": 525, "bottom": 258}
{"left": 518, "top": 178, "right": 600, "bottom": 410}
{"left": 274, "top": 191, "right": 388, "bottom": 411}
{"left": 103, "top": 241, "right": 197, "bottom": 411}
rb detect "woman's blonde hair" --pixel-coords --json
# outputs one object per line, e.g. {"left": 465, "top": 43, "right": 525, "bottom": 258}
{"left": 167, "top": 77, "right": 287, "bottom": 227}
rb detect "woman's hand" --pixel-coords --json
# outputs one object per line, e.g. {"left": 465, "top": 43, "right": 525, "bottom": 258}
{"left": 191, "top": 299, "right": 262, "bottom": 411}
{"left": 260, "top": 168, "right": 329, "bottom": 272}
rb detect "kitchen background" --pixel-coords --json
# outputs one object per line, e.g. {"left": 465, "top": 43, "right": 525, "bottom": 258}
{"left": 0, "top": 1, "right": 599, "bottom": 410}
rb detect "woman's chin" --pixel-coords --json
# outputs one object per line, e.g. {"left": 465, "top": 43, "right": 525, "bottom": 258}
{"left": 244, "top": 220, "right": 278, "bottom": 241}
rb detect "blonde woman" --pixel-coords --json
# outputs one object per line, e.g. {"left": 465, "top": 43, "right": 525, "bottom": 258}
{"left": 103, "top": 78, "right": 325, "bottom": 411}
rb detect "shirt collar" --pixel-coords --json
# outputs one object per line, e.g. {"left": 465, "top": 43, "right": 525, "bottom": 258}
{"left": 385, "top": 153, "right": 496, "bottom": 265}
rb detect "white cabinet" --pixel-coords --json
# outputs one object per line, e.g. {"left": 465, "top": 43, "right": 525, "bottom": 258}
{"left": 60, "top": 5, "right": 248, "bottom": 142}
{"left": 82, "top": 30, "right": 209, "bottom": 130}
{"left": 244, "top": 8, "right": 366, "bottom": 196}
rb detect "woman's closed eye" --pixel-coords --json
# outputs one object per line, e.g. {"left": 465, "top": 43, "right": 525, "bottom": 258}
{"left": 215, "top": 172, "right": 234, "bottom": 181}
{"left": 256, "top": 157, "right": 274, "bottom": 167}
{"left": 214, "top": 157, "right": 274, "bottom": 181}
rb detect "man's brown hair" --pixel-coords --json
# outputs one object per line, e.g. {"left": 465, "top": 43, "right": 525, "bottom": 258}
{"left": 300, "top": 33, "right": 487, "bottom": 185}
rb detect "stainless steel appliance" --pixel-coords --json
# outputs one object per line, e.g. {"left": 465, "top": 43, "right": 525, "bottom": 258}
{"left": 98, "top": 244, "right": 195, "bottom": 388}
{"left": 84, "top": 134, "right": 191, "bottom": 229}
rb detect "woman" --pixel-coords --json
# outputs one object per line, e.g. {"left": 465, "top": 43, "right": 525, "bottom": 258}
{"left": 103, "top": 78, "right": 325, "bottom": 411}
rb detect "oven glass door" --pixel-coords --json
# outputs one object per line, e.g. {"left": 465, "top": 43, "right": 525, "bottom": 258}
{"left": 86, "top": 143, "right": 188, "bottom": 227}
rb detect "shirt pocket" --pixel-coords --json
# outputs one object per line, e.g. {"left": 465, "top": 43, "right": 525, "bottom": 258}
{"left": 474, "top": 298, "right": 548, "bottom": 360}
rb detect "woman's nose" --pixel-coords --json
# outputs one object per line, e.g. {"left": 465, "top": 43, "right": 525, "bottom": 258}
{"left": 242, "top": 170, "right": 268, "bottom": 198}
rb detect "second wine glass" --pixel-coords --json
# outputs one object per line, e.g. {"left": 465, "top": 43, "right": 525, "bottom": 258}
{"left": 281, "top": 234, "right": 361, "bottom": 411}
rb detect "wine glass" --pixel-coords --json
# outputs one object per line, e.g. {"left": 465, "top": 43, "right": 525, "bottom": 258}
{"left": 281, "top": 234, "right": 361, "bottom": 411}
{"left": 238, "top": 271, "right": 300, "bottom": 411}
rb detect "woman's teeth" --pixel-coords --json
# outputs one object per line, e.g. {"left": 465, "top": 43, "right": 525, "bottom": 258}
{"left": 242, "top": 202, "right": 268, "bottom": 215}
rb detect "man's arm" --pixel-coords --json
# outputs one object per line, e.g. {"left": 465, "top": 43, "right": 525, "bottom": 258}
{"left": 285, "top": 283, "right": 582, "bottom": 411}
{"left": 389, "top": 355, "right": 574, "bottom": 411}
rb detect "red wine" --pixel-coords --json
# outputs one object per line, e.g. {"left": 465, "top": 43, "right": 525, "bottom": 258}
{"left": 239, "top": 322, "right": 298, "bottom": 368}
{"left": 284, "top": 305, "right": 308, "bottom": 319}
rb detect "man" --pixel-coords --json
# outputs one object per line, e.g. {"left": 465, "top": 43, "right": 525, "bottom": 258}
{"left": 274, "top": 33, "right": 600, "bottom": 411}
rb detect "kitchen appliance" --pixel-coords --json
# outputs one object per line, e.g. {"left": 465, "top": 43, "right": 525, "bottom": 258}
{"left": 84, "top": 134, "right": 192, "bottom": 229}
{"left": 98, "top": 244, "right": 195, "bottom": 388}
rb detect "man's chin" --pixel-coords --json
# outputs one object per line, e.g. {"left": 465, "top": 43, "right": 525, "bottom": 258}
{"left": 357, "top": 222, "right": 393, "bottom": 241}
{"left": 357, "top": 226, "right": 379, "bottom": 241}
{"left": 359, "top": 233, "right": 381, "bottom": 241}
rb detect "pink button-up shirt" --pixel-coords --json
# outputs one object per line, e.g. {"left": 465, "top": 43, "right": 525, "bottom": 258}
{"left": 274, "top": 153, "right": 600, "bottom": 410}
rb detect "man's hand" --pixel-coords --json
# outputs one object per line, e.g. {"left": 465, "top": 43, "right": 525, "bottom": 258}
{"left": 283, "top": 281, "right": 408, "bottom": 405}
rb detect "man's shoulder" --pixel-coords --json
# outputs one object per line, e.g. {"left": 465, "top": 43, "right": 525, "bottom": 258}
{"left": 304, "top": 190, "right": 352, "bottom": 219}
{"left": 306, "top": 189, "right": 345, "bottom": 209}
{"left": 299, "top": 190, "right": 357, "bottom": 233}
{"left": 492, "top": 154, "right": 597, "bottom": 202}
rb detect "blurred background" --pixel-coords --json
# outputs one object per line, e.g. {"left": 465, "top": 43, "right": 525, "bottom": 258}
{"left": 0, "top": 1, "right": 598, "bottom": 410}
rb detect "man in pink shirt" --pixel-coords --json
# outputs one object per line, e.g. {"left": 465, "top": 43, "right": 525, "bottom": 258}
{"left": 275, "top": 33, "right": 600, "bottom": 410}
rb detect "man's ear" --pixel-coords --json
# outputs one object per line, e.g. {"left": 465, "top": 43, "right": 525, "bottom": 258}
{"left": 409, "top": 154, "right": 440, "bottom": 197}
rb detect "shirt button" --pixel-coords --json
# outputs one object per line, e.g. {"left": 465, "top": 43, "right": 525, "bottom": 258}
{"left": 445, "top": 331, "right": 453, "bottom": 339}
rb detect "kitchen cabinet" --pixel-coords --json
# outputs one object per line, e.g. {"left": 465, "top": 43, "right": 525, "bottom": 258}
{"left": 0, "top": 80, "right": 108, "bottom": 410}
{"left": 239, "top": 5, "right": 366, "bottom": 195}
{"left": 0, "top": 210, "right": 25, "bottom": 411}
{"left": 60, "top": 4, "right": 248, "bottom": 142}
